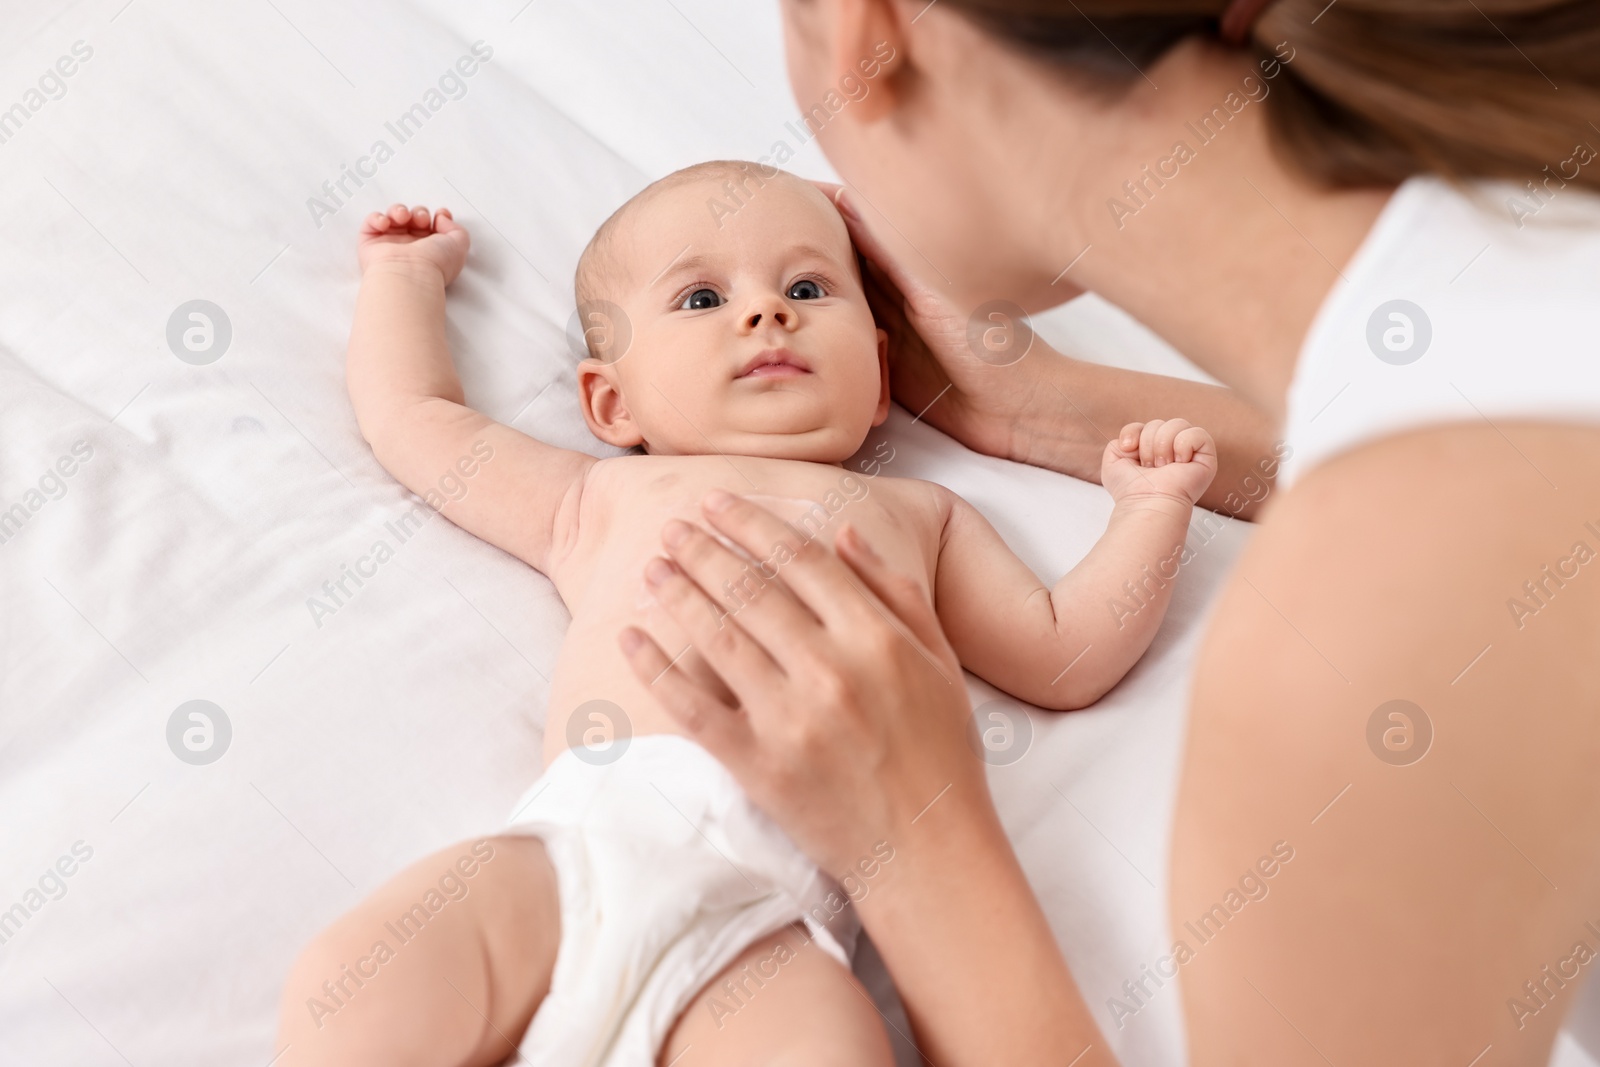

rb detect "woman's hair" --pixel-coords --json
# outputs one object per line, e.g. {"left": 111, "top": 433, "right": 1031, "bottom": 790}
{"left": 943, "top": 0, "right": 1600, "bottom": 194}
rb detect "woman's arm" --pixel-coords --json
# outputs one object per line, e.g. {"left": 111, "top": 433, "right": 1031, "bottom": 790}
{"left": 618, "top": 494, "right": 1117, "bottom": 1066}
{"left": 828, "top": 184, "right": 1280, "bottom": 519}
{"left": 1010, "top": 355, "right": 1278, "bottom": 518}
{"left": 1176, "top": 421, "right": 1600, "bottom": 1064}
{"left": 852, "top": 788, "right": 1112, "bottom": 1066}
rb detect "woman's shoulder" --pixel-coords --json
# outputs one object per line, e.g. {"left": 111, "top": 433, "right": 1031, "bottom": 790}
{"left": 1178, "top": 416, "right": 1600, "bottom": 1063}
{"left": 1279, "top": 175, "right": 1600, "bottom": 490}
{"left": 1255, "top": 418, "right": 1600, "bottom": 603}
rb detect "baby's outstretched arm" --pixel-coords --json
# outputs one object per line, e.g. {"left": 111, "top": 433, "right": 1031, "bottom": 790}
{"left": 933, "top": 419, "right": 1218, "bottom": 710}
{"left": 348, "top": 204, "right": 593, "bottom": 575}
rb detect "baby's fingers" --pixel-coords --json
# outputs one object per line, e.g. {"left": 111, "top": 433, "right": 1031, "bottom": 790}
{"left": 433, "top": 208, "right": 464, "bottom": 236}
{"left": 1174, "top": 426, "right": 1216, "bottom": 464}
{"left": 386, "top": 202, "right": 412, "bottom": 227}
{"left": 361, "top": 211, "right": 392, "bottom": 236}
{"left": 1118, "top": 422, "right": 1144, "bottom": 454}
{"left": 1138, "top": 420, "right": 1164, "bottom": 466}
{"left": 409, "top": 205, "right": 432, "bottom": 232}
{"left": 1152, "top": 418, "right": 1192, "bottom": 466}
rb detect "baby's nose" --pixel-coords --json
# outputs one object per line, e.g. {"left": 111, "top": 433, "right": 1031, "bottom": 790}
{"left": 745, "top": 308, "right": 791, "bottom": 329}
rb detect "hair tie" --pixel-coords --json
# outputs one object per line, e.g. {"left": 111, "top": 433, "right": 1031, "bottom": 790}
{"left": 1219, "top": 0, "right": 1280, "bottom": 44}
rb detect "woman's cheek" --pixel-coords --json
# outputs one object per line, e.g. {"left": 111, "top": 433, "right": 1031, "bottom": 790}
{"left": 779, "top": 1, "right": 828, "bottom": 117}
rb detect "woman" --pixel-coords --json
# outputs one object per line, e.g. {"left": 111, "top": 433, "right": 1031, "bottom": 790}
{"left": 620, "top": 1, "right": 1600, "bottom": 1064}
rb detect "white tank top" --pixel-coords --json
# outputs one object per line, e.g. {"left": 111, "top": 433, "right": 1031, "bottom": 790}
{"left": 1279, "top": 174, "right": 1600, "bottom": 488}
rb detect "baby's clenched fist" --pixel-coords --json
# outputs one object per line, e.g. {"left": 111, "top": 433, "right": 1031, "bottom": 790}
{"left": 357, "top": 203, "right": 471, "bottom": 284}
{"left": 1100, "top": 418, "right": 1218, "bottom": 508}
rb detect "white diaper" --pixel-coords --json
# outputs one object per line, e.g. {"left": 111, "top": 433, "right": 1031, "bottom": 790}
{"left": 506, "top": 734, "right": 858, "bottom": 1066}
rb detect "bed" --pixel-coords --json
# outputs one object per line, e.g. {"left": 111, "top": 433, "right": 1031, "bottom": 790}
{"left": 2, "top": 1, "right": 1595, "bottom": 1063}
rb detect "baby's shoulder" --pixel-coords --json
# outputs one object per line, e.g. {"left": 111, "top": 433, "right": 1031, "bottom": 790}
{"left": 580, "top": 451, "right": 716, "bottom": 498}
{"left": 856, "top": 473, "right": 963, "bottom": 540}
{"left": 869, "top": 471, "right": 958, "bottom": 508}
{"left": 549, "top": 451, "right": 663, "bottom": 543}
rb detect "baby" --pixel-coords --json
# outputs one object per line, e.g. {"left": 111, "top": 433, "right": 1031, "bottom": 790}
{"left": 275, "top": 161, "right": 1217, "bottom": 1066}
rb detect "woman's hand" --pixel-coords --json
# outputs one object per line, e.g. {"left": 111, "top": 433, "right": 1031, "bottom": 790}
{"left": 817, "top": 182, "right": 1045, "bottom": 462}
{"left": 819, "top": 182, "right": 1281, "bottom": 519}
{"left": 616, "top": 489, "right": 982, "bottom": 878}
{"left": 617, "top": 493, "right": 1118, "bottom": 1066}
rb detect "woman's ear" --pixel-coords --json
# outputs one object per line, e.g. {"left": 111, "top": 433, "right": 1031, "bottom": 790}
{"left": 832, "top": 0, "right": 908, "bottom": 122}
{"left": 577, "top": 359, "right": 645, "bottom": 448}
{"left": 870, "top": 326, "right": 892, "bottom": 427}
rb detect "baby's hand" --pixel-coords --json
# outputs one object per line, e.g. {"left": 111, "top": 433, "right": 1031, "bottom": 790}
{"left": 358, "top": 204, "right": 470, "bottom": 284}
{"left": 1101, "top": 419, "right": 1218, "bottom": 508}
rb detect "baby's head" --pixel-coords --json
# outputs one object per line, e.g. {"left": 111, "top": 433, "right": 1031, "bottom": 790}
{"left": 573, "top": 161, "right": 889, "bottom": 465}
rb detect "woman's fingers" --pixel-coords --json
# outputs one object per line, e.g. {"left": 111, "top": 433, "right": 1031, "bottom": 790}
{"left": 628, "top": 492, "right": 987, "bottom": 881}
{"left": 658, "top": 518, "right": 822, "bottom": 642}
{"left": 617, "top": 625, "right": 758, "bottom": 763}
{"left": 835, "top": 523, "right": 960, "bottom": 681}
{"left": 642, "top": 554, "right": 786, "bottom": 694}
{"left": 812, "top": 179, "right": 844, "bottom": 204}
{"left": 696, "top": 492, "right": 865, "bottom": 632}
{"left": 816, "top": 180, "right": 922, "bottom": 302}
{"left": 838, "top": 195, "right": 921, "bottom": 301}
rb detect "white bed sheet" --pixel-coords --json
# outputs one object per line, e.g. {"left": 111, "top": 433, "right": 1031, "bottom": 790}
{"left": 1, "top": 2, "right": 1591, "bottom": 1065}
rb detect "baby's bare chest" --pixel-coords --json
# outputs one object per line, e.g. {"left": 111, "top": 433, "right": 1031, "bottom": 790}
{"left": 553, "top": 453, "right": 942, "bottom": 614}
{"left": 537, "top": 453, "right": 944, "bottom": 763}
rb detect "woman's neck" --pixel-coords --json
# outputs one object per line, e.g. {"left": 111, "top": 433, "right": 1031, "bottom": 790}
{"left": 1012, "top": 44, "right": 1396, "bottom": 422}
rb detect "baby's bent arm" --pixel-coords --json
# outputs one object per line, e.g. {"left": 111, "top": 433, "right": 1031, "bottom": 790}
{"left": 932, "top": 489, "right": 1194, "bottom": 710}
{"left": 348, "top": 251, "right": 593, "bottom": 577}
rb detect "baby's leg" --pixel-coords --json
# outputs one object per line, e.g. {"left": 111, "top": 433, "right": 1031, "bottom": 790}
{"left": 275, "top": 835, "right": 559, "bottom": 1067}
{"left": 661, "top": 923, "right": 895, "bottom": 1067}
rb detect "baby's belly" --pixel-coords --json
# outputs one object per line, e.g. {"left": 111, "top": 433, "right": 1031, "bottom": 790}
{"left": 544, "top": 611, "right": 713, "bottom": 767}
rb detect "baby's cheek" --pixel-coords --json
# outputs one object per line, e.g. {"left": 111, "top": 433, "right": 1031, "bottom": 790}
{"left": 841, "top": 341, "right": 888, "bottom": 401}
{"left": 639, "top": 387, "right": 725, "bottom": 454}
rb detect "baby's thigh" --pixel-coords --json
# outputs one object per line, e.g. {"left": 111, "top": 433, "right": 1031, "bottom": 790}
{"left": 660, "top": 923, "right": 894, "bottom": 1067}
{"left": 277, "top": 835, "right": 560, "bottom": 1067}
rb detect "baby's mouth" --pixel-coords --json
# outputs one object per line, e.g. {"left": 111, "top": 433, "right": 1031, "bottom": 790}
{"left": 736, "top": 348, "right": 812, "bottom": 379}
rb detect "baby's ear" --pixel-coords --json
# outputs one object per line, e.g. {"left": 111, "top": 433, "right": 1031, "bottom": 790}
{"left": 577, "top": 359, "right": 645, "bottom": 448}
{"left": 870, "top": 327, "right": 892, "bottom": 427}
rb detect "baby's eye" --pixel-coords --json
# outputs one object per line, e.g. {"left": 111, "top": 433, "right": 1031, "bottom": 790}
{"left": 680, "top": 288, "right": 722, "bottom": 310}
{"left": 787, "top": 279, "right": 824, "bottom": 301}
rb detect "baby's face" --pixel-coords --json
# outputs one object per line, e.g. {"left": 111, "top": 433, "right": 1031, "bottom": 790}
{"left": 577, "top": 175, "right": 889, "bottom": 465}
